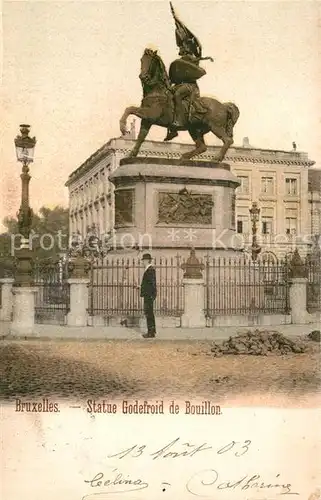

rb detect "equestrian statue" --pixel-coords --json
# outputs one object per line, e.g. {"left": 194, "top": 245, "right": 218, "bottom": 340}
{"left": 120, "top": 2, "right": 240, "bottom": 162}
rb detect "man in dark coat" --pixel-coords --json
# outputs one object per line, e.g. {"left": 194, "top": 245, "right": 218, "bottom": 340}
{"left": 140, "top": 253, "right": 157, "bottom": 338}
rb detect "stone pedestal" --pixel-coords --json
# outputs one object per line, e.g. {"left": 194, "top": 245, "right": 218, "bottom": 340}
{"left": 181, "top": 278, "right": 206, "bottom": 328}
{"left": 10, "top": 287, "right": 37, "bottom": 336}
{"left": 67, "top": 278, "right": 90, "bottom": 327}
{"left": 0, "top": 278, "right": 14, "bottom": 321}
{"left": 108, "top": 157, "right": 241, "bottom": 258}
{"left": 290, "top": 278, "right": 309, "bottom": 324}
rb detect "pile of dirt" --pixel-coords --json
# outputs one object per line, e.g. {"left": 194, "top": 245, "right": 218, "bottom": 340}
{"left": 308, "top": 330, "right": 320, "bottom": 342}
{"left": 210, "top": 330, "right": 308, "bottom": 356}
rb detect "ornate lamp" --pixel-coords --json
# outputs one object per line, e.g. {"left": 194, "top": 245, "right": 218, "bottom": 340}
{"left": 14, "top": 124, "right": 36, "bottom": 164}
{"left": 249, "top": 201, "right": 260, "bottom": 224}
{"left": 14, "top": 124, "right": 36, "bottom": 286}
{"left": 249, "top": 201, "right": 261, "bottom": 262}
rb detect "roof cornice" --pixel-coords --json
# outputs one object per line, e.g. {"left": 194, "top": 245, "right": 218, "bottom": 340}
{"left": 65, "top": 139, "right": 315, "bottom": 187}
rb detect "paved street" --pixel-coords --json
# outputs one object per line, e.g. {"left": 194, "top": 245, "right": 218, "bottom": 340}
{"left": 1, "top": 337, "right": 319, "bottom": 406}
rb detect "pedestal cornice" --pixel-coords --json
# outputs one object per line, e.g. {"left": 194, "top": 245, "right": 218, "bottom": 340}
{"left": 109, "top": 157, "right": 240, "bottom": 188}
{"left": 120, "top": 157, "right": 232, "bottom": 169}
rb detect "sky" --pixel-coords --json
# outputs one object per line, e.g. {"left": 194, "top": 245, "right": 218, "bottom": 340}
{"left": 1, "top": 0, "right": 320, "bottom": 229}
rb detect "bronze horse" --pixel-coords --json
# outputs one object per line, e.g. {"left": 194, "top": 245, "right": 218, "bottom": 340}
{"left": 120, "top": 49, "right": 240, "bottom": 162}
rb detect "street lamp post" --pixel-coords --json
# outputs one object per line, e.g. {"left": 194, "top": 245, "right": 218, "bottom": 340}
{"left": 249, "top": 201, "right": 262, "bottom": 262}
{"left": 14, "top": 124, "right": 36, "bottom": 286}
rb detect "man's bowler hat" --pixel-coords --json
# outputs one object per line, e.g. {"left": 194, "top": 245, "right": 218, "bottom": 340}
{"left": 141, "top": 253, "right": 152, "bottom": 261}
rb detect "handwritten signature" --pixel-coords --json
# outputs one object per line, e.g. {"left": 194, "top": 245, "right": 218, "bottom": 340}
{"left": 82, "top": 468, "right": 298, "bottom": 499}
{"left": 82, "top": 470, "right": 148, "bottom": 499}
{"left": 186, "top": 469, "right": 299, "bottom": 496}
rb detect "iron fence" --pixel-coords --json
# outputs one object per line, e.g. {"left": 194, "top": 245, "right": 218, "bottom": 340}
{"left": 204, "top": 256, "right": 290, "bottom": 319}
{"left": 33, "top": 259, "right": 70, "bottom": 325}
{"left": 306, "top": 259, "right": 321, "bottom": 312}
{"left": 88, "top": 256, "right": 184, "bottom": 322}
{"left": 9, "top": 252, "right": 316, "bottom": 327}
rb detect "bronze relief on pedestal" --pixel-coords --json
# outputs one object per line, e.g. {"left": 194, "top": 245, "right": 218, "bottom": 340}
{"left": 157, "top": 189, "right": 213, "bottom": 225}
{"left": 114, "top": 188, "right": 134, "bottom": 227}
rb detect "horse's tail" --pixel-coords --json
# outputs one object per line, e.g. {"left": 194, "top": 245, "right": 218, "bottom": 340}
{"left": 224, "top": 102, "right": 240, "bottom": 138}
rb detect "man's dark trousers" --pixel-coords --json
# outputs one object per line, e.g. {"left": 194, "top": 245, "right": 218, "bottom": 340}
{"left": 140, "top": 264, "right": 157, "bottom": 335}
{"left": 143, "top": 297, "right": 156, "bottom": 334}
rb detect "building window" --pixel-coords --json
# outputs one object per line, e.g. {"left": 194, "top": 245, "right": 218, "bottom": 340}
{"left": 236, "top": 176, "right": 249, "bottom": 194}
{"left": 262, "top": 217, "right": 273, "bottom": 235}
{"left": 94, "top": 174, "right": 99, "bottom": 197}
{"left": 237, "top": 215, "right": 249, "bottom": 234}
{"left": 99, "top": 169, "right": 105, "bottom": 196}
{"left": 84, "top": 182, "right": 89, "bottom": 203}
{"left": 73, "top": 190, "right": 78, "bottom": 208}
{"left": 285, "top": 217, "right": 297, "bottom": 235}
{"left": 80, "top": 186, "right": 84, "bottom": 204}
{"left": 285, "top": 178, "right": 298, "bottom": 195}
{"left": 261, "top": 176, "right": 274, "bottom": 194}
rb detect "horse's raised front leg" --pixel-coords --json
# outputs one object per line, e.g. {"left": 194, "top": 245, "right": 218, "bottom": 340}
{"left": 120, "top": 105, "right": 160, "bottom": 136}
{"left": 120, "top": 106, "right": 145, "bottom": 135}
{"left": 128, "top": 119, "right": 152, "bottom": 158}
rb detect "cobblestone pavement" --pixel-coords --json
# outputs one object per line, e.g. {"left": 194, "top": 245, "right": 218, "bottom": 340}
{"left": 0, "top": 338, "right": 320, "bottom": 405}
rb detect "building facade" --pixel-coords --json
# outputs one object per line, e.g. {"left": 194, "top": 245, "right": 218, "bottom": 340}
{"left": 66, "top": 130, "right": 317, "bottom": 258}
{"left": 308, "top": 168, "right": 321, "bottom": 241}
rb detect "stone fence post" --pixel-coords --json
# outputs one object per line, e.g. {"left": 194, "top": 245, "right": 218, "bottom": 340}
{"left": 181, "top": 249, "right": 206, "bottom": 328}
{"left": 289, "top": 248, "right": 310, "bottom": 324}
{"left": 0, "top": 278, "right": 15, "bottom": 321}
{"left": 289, "top": 278, "right": 309, "bottom": 324}
{"left": 10, "top": 287, "right": 38, "bottom": 336}
{"left": 67, "top": 255, "right": 90, "bottom": 327}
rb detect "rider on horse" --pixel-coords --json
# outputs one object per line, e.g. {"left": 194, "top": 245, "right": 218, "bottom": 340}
{"left": 119, "top": 3, "right": 239, "bottom": 162}
{"left": 164, "top": 3, "right": 213, "bottom": 142}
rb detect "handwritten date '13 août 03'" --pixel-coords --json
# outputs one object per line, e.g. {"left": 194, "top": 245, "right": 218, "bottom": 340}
{"left": 105, "top": 436, "right": 252, "bottom": 460}
{"left": 82, "top": 437, "right": 299, "bottom": 499}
